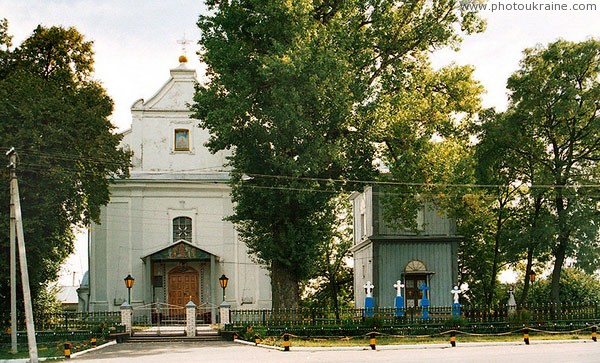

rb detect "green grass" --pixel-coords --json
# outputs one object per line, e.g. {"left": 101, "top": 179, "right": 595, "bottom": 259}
{"left": 259, "top": 333, "right": 588, "bottom": 348}
{"left": 0, "top": 338, "right": 108, "bottom": 360}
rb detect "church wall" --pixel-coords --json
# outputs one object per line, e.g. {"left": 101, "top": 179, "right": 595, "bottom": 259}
{"left": 353, "top": 243, "right": 373, "bottom": 308}
{"left": 89, "top": 206, "right": 108, "bottom": 311}
{"left": 89, "top": 181, "right": 271, "bottom": 311}
{"left": 129, "top": 116, "right": 229, "bottom": 173}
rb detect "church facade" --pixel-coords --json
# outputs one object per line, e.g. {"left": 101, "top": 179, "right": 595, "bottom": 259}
{"left": 84, "top": 59, "right": 272, "bottom": 316}
{"left": 350, "top": 186, "right": 459, "bottom": 308}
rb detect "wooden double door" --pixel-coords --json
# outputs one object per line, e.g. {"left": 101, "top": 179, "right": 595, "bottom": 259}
{"left": 168, "top": 266, "right": 200, "bottom": 308}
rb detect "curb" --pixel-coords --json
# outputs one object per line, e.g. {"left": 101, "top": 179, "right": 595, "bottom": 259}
{"left": 71, "top": 340, "right": 117, "bottom": 358}
{"left": 0, "top": 340, "right": 117, "bottom": 363}
{"left": 234, "top": 338, "right": 597, "bottom": 352}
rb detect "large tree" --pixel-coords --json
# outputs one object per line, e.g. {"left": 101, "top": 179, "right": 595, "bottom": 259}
{"left": 0, "top": 22, "right": 131, "bottom": 313}
{"left": 506, "top": 39, "right": 600, "bottom": 304}
{"left": 193, "top": 0, "right": 483, "bottom": 308}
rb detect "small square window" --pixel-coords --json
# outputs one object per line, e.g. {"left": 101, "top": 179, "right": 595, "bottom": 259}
{"left": 174, "top": 129, "right": 190, "bottom": 151}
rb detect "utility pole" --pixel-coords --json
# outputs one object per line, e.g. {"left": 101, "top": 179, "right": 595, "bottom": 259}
{"left": 8, "top": 148, "right": 17, "bottom": 353}
{"left": 7, "top": 148, "right": 39, "bottom": 363}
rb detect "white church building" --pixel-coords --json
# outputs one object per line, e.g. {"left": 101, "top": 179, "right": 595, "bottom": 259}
{"left": 82, "top": 57, "right": 272, "bottom": 317}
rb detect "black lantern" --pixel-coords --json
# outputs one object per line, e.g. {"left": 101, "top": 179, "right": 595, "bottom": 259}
{"left": 124, "top": 274, "right": 135, "bottom": 304}
{"left": 529, "top": 270, "right": 536, "bottom": 284}
{"left": 219, "top": 274, "right": 229, "bottom": 302}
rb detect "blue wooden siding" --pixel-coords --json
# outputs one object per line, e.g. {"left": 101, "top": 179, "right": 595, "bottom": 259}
{"left": 374, "top": 240, "right": 457, "bottom": 307}
{"left": 353, "top": 243, "right": 373, "bottom": 308}
{"left": 375, "top": 199, "right": 456, "bottom": 237}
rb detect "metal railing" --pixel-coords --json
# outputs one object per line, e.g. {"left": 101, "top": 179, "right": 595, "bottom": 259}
{"left": 229, "top": 303, "right": 600, "bottom": 327}
{"left": 3, "top": 311, "right": 121, "bottom": 332}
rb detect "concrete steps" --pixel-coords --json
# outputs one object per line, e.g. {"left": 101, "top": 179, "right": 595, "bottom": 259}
{"left": 126, "top": 325, "right": 223, "bottom": 343}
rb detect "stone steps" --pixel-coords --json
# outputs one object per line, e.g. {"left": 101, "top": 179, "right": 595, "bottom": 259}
{"left": 126, "top": 334, "right": 223, "bottom": 343}
{"left": 126, "top": 326, "right": 223, "bottom": 343}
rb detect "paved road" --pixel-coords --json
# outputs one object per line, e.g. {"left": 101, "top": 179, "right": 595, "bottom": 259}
{"left": 70, "top": 340, "right": 600, "bottom": 363}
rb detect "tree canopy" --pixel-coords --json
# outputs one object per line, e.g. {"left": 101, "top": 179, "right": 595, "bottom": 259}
{"left": 459, "top": 39, "right": 600, "bottom": 305}
{"left": 505, "top": 39, "right": 600, "bottom": 304}
{"left": 0, "top": 21, "right": 131, "bottom": 312}
{"left": 193, "top": 0, "right": 484, "bottom": 307}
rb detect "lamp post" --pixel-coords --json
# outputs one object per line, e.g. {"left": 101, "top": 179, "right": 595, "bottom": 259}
{"left": 124, "top": 274, "right": 135, "bottom": 305}
{"left": 529, "top": 270, "right": 536, "bottom": 285}
{"left": 218, "top": 274, "right": 229, "bottom": 302}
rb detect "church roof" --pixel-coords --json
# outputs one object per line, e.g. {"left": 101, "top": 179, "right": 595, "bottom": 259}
{"left": 141, "top": 240, "right": 216, "bottom": 261}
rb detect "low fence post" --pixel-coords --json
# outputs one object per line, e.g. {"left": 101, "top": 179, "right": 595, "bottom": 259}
{"left": 369, "top": 332, "right": 376, "bottom": 350}
{"left": 64, "top": 342, "right": 71, "bottom": 358}
{"left": 186, "top": 300, "right": 197, "bottom": 337}
{"left": 219, "top": 300, "right": 231, "bottom": 329}
{"left": 283, "top": 332, "right": 291, "bottom": 351}
{"left": 120, "top": 303, "right": 132, "bottom": 334}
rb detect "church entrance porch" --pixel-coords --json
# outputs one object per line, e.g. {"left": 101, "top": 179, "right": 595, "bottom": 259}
{"left": 141, "top": 240, "right": 219, "bottom": 324}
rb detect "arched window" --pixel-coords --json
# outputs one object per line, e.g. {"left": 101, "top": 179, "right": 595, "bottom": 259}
{"left": 173, "top": 217, "right": 192, "bottom": 242}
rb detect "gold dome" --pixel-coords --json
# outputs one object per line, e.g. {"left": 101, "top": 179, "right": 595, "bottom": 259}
{"left": 179, "top": 54, "right": 188, "bottom": 63}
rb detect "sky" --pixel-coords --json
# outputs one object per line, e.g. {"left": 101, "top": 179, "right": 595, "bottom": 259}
{"left": 2, "top": 0, "right": 600, "bottom": 286}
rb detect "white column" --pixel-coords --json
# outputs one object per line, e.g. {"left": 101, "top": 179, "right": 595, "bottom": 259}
{"left": 219, "top": 301, "right": 231, "bottom": 329}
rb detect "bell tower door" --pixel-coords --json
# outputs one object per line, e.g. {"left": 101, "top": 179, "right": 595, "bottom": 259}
{"left": 168, "top": 266, "right": 199, "bottom": 308}
{"left": 405, "top": 274, "right": 427, "bottom": 308}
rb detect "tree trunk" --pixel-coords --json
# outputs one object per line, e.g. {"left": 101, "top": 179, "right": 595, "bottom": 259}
{"left": 519, "top": 247, "right": 534, "bottom": 306}
{"left": 550, "top": 193, "right": 569, "bottom": 304}
{"left": 486, "top": 195, "right": 506, "bottom": 306}
{"left": 271, "top": 260, "right": 300, "bottom": 309}
{"left": 519, "top": 195, "right": 542, "bottom": 306}
{"left": 330, "top": 277, "right": 340, "bottom": 320}
{"left": 487, "top": 231, "right": 501, "bottom": 306}
{"left": 550, "top": 242, "right": 566, "bottom": 304}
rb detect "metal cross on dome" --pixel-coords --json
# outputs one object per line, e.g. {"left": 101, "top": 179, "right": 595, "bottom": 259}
{"left": 393, "top": 280, "right": 404, "bottom": 297}
{"left": 177, "top": 34, "right": 191, "bottom": 55}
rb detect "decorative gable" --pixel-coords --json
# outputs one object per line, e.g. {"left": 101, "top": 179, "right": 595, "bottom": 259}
{"left": 131, "top": 64, "right": 197, "bottom": 112}
{"left": 143, "top": 240, "right": 213, "bottom": 261}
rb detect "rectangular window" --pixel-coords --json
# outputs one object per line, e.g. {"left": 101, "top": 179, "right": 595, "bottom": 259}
{"left": 174, "top": 129, "right": 190, "bottom": 151}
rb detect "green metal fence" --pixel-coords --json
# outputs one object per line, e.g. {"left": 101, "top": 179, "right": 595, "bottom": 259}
{"left": 229, "top": 303, "right": 600, "bottom": 328}
{"left": 1, "top": 311, "right": 121, "bottom": 333}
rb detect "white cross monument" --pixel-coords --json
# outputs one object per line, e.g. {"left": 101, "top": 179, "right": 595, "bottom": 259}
{"left": 363, "top": 281, "right": 375, "bottom": 298}
{"left": 394, "top": 280, "right": 405, "bottom": 297}
{"left": 451, "top": 286, "right": 461, "bottom": 305}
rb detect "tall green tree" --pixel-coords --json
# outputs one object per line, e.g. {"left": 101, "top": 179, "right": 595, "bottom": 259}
{"left": 193, "top": 0, "right": 484, "bottom": 308}
{"left": 506, "top": 39, "right": 600, "bottom": 304}
{"left": 0, "top": 22, "right": 131, "bottom": 312}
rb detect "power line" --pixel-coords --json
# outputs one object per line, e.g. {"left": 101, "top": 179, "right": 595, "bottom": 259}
{"left": 4, "top": 146, "right": 600, "bottom": 192}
